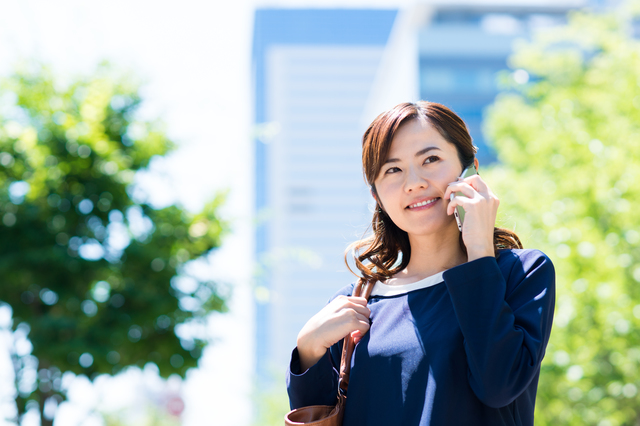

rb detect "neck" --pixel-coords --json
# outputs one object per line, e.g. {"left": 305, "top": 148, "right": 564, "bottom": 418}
{"left": 403, "top": 222, "right": 467, "bottom": 279}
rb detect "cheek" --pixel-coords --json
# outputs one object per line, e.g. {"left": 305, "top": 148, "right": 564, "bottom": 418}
{"left": 434, "top": 171, "right": 460, "bottom": 193}
{"left": 375, "top": 182, "right": 399, "bottom": 207}
{"left": 435, "top": 166, "right": 458, "bottom": 182}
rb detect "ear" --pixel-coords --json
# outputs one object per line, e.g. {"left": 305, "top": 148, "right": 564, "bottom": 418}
{"left": 474, "top": 157, "right": 479, "bottom": 172}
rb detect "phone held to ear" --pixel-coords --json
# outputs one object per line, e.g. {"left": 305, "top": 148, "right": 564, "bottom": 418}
{"left": 450, "top": 164, "right": 478, "bottom": 232}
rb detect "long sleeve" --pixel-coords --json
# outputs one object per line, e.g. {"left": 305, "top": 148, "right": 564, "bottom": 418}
{"left": 442, "top": 249, "right": 555, "bottom": 408}
{"left": 286, "top": 284, "right": 354, "bottom": 410}
{"left": 286, "top": 347, "right": 339, "bottom": 409}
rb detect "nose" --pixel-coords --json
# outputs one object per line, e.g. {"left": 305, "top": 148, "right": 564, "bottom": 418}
{"left": 404, "top": 165, "right": 427, "bottom": 192}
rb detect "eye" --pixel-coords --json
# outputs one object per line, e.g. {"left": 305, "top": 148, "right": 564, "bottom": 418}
{"left": 423, "top": 155, "right": 440, "bottom": 165}
{"left": 384, "top": 166, "right": 401, "bottom": 175}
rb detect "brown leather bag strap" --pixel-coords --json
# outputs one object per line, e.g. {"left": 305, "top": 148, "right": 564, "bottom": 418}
{"left": 337, "top": 279, "right": 375, "bottom": 396}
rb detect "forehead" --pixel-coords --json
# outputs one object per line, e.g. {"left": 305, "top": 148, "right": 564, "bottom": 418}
{"left": 388, "top": 119, "right": 455, "bottom": 156}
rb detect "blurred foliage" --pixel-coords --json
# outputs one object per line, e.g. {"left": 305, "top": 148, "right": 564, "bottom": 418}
{"left": 484, "top": 3, "right": 640, "bottom": 425}
{"left": 0, "top": 63, "right": 228, "bottom": 424}
{"left": 252, "top": 379, "right": 290, "bottom": 426}
{"left": 102, "top": 406, "right": 181, "bottom": 426}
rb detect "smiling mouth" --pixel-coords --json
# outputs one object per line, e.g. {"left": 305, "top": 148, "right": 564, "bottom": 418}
{"left": 407, "top": 198, "right": 440, "bottom": 209}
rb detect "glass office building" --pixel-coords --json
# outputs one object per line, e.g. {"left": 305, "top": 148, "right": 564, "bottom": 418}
{"left": 252, "top": 9, "right": 398, "bottom": 385}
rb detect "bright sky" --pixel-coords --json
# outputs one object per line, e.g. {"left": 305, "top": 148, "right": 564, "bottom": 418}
{"left": 0, "top": 0, "right": 423, "bottom": 424}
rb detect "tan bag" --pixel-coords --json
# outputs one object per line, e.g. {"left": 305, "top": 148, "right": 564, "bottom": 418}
{"left": 284, "top": 280, "right": 374, "bottom": 426}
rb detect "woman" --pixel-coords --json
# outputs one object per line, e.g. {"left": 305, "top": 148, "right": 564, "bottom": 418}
{"left": 287, "top": 102, "right": 555, "bottom": 425}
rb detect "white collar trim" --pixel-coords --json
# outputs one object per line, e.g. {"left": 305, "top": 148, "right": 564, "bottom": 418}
{"left": 371, "top": 271, "right": 445, "bottom": 297}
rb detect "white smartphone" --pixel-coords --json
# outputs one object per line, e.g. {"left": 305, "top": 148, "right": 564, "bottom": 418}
{"left": 450, "top": 164, "right": 478, "bottom": 232}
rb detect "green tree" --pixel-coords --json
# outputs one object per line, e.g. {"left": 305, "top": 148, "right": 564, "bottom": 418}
{"left": 0, "top": 64, "right": 228, "bottom": 425}
{"left": 484, "top": 3, "right": 640, "bottom": 424}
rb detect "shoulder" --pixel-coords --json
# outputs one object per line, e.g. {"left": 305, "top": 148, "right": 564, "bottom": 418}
{"left": 496, "top": 249, "right": 555, "bottom": 294}
{"left": 496, "top": 248, "right": 554, "bottom": 274}
{"left": 327, "top": 282, "right": 356, "bottom": 303}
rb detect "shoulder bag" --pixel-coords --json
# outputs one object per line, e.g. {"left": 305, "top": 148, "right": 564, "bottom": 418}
{"left": 284, "top": 279, "right": 375, "bottom": 426}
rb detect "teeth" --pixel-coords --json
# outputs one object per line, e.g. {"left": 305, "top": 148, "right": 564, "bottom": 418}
{"left": 409, "top": 198, "right": 437, "bottom": 209}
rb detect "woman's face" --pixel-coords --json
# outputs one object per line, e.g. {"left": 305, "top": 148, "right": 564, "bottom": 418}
{"left": 373, "top": 119, "right": 464, "bottom": 238}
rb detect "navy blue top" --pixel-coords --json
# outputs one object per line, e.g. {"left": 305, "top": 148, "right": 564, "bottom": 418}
{"left": 287, "top": 249, "right": 555, "bottom": 425}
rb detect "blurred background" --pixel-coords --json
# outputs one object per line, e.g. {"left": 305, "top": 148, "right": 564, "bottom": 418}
{"left": 0, "top": 0, "right": 639, "bottom": 425}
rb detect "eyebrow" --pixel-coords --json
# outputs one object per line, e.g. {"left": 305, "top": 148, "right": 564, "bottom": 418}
{"left": 384, "top": 146, "right": 442, "bottom": 164}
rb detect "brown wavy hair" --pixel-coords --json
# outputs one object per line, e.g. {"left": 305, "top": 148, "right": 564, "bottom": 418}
{"left": 346, "top": 101, "right": 522, "bottom": 284}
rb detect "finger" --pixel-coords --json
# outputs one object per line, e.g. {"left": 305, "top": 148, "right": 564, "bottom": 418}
{"left": 353, "top": 312, "right": 371, "bottom": 326}
{"left": 352, "top": 330, "right": 366, "bottom": 345}
{"left": 339, "top": 309, "right": 371, "bottom": 327}
{"left": 332, "top": 296, "right": 367, "bottom": 312}
{"left": 341, "top": 300, "right": 370, "bottom": 317}
{"left": 447, "top": 196, "right": 469, "bottom": 216}
{"left": 352, "top": 305, "right": 371, "bottom": 318}
{"left": 444, "top": 182, "right": 475, "bottom": 201}
{"left": 353, "top": 327, "right": 369, "bottom": 343}
{"left": 463, "top": 174, "right": 489, "bottom": 194}
{"left": 347, "top": 296, "right": 369, "bottom": 306}
{"left": 339, "top": 307, "right": 370, "bottom": 324}
{"left": 452, "top": 179, "right": 499, "bottom": 210}
{"left": 446, "top": 181, "right": 475, "bottom": 192}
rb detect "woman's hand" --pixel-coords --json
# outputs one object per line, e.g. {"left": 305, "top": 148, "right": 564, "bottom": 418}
{"left": 444, "top": 174, "right": 499, "bottom": 261}
{"left": 296, "top": 295, "right": 371, "bottom": 371}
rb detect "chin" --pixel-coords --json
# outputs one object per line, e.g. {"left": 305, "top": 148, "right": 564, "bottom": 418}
{"left": 402, "top": 219, "right": 458, "bottom": 238}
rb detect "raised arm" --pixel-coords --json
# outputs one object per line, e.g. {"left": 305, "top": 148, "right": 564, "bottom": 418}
{"left": 442, "top": 250, "right": 555, "bottom": 408}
